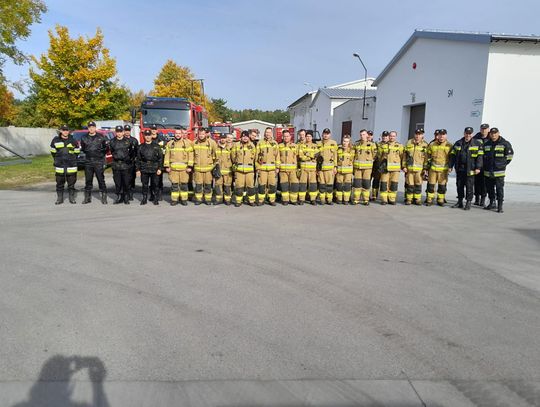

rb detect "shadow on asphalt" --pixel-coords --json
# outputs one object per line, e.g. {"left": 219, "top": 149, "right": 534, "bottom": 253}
{"left": 12, "top": 355, "right": 110, "bottom": 407}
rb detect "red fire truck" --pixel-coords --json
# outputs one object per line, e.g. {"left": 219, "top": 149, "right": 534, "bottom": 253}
{"left": 208, "top": 122, "right": 241, "bottom": 141}
{"left": 273, "top": 126, "right": 295, "bottom": 143}
{"left": 135, "top": 97, "right": 208, "bottom": 143}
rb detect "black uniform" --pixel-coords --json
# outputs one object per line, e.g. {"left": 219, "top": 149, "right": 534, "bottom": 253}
{"left": 50, "top": 134, "right": 80, "bottom": 199}
{"left": 126, "top": 135, "right": 139, "bottom": 191}
{"left": 137, "top": 142, "right": 163, "bottom": 203}
{"left": 80, "top": 132, "right": 108, "bottom": 193}
{"left": 153, "top": 133, "right": 167, "bottom": 199}
{"left": 473, "top": 132, "right": 489, "bottom": 203}
{"left": 449, "top": 138, "right": 483, "bottom": 204}
{"left": 483, "top": 136, "right": 514, "bottom": 207}
{"left": 109, "top": 137, "right": 136, "bottom": 200}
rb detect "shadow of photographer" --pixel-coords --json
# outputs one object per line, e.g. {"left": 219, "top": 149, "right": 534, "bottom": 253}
{"left": 13, "top": 354, "right": 110, "bottom": 407}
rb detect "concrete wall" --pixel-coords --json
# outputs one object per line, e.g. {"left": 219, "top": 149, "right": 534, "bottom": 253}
{"left": 482, "top": 42, "right": 540, "bottom": 183}
{"left": 332, "top": 97, "right": 377, "bottom": 141}
{"left": 374, "top": 38, "right": 490, "bottom": 144}
{"left": 0, "top": 127, "right": 57, "bottom": 157}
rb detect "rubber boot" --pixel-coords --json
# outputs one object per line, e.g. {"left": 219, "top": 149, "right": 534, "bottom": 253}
{"left": 180, "top": 200, "right": 188, "bottom": 206}
{"left": 55, "top": 191, "right": 64, "bottom": 205}
{"left": 114, "top": 194, "right": 122, "bottom": 204}
{"left": 153, "top": 195, "right": 159, "bottom": 205}
{"left": 452, "top": 199, "right": 463, "bottom": 208}
{"left": 479, "top": 195, "right": 486, "bottom": 207}
{"left": 68, "top": 190, "right": 76, "bottom": 204}
{"left": 140, "top": 194, "right": 148, "bottom": 205}
{"left": 128, "top": 190, "right": 134, "bottom": 201}
{"left": 473, "top": 196, "right": 480, "bottom": 206}
{"left": 157, "top": 189, "right": 163, "bottom": 201}
{"left": 497, "top": 200, "right": 504, "bottom": 213}
{"left": 101, "top": 192, "right": 108, "bottom": 204}
{"left": 484, "top": 200, "right": 495, "bottom": 210}
{"left": 82, "top": 191, "right": 91, "bottom": 204}
{"left": 123, "top": 194, "right": 130, "bottom": 205}
{"left": 464, "top": 200, "right": 472, "bottom": 210}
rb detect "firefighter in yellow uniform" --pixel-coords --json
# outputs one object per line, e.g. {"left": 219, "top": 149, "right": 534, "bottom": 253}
{"left": 164, "top": 128, "right": 194, "bottom": 206}
{"left": 335, "top": 134, "right": 354, "bottom": 204}
{"left": 317, "top": 128, "right": 338, "bottom": 205}
{"left": 402, "top": 128, "right": 428, "bottom": 205}
{"left": 214, "top": 133, "right": 234, "bottom": 205}
{"left": 424, "top": 129, "right": 453, "bottom": 206}
{"left": 298, "top": 130, "right": 320, "bottom": 205}
{"left": 192, "top": 128, "right": 216, "bottom": 205}
{"left": 353, "top": 129, "right": 378, "bottom": 205}
{"left": 255, "top": 127, "right": 280, "bottom": 206}
{"left": 378, "top": 130, "right": 403, "bottom": 205}
{"left": 232, "top": 130, "right": 257, "bottom": 206}
{"left": 278, "top": 129, "right": 299, "bottom": 205}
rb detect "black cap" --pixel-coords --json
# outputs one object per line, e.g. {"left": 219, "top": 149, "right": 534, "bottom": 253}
{"left": 123, "top": 125, "right": 131, "bottom": 131}
{"left": 415, "top": 128, "right": 425, "bottom": 134}
{"left": 115, "top": 125, "right": 124, "bottom": 132}
{"left": 60, "top": 124, "right": 69, "bottom": 131}
{"left": 199, "top": 127, "right": 208, "bottom": 132}
{"left": 150, "top": 124, "right": 158, "bottom": 130}
{"left": 88, "top": 121, "right": 96, "bottom": 127}
{"left": 342, "top": 134, "right": 351, "bottom": 139}
{"left": 434, "top": 129, "right": 440, "bottom": 135}
{"left": 439, "top": 129, "right": 447, "bottom": 135}
{"left": 464, "top": 127, "right": 474, "bottom": 134}
{"left": 143, "top": 129, "right": 152, "bottom": 136}
{"left": 306, "top": 130, "right": 313, "bottom": 136}
{"left": 241, "top": 130, "right": 249, "bottom": 137}
{"left": 381, "top": 131, "right": 390, "bottom": 137}
{"left": 322, "top": 128, "right": 331, "bottom": 134}
{"left": 367, "top": 130, "right": 373, "bottom": 136}
{"left": 480, "top": 123, "right": 490, "bottom": 129}
{"left": 489, "top": 127, "right": 499, "bottom": 133}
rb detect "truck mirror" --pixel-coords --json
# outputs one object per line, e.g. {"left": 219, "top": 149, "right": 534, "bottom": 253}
{"left": 130, "top": 108, "right": 137, "bottom": 124}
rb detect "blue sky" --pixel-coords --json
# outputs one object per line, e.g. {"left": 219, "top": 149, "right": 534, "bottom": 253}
{"left": 4, "top": 0, "right": 540, "bottom": 110}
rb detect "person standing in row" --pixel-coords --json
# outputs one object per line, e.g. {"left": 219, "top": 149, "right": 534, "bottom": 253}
{"left": 232, "top": 130, "right": 257, "bottom": 206}
{"left": 256, "top": 127, "right": 280, "bottom": 206}
{"left": 192, "top": 128, "right": 216, "bottom": 205}
{"left": 109, "top": 125, "right": 136, "bottom": 205}
{"left": 298, "top": 130, "right": 320, "bottom": 205}
{"left": 335, "top": 134, "right": 354, "bottom": 204}
{"left": 370, "top": 131, "right": 388, "bottom": 201}
{"left": 378, "top": 131, "right": 403, "bottom": 205}
{"left": 483, "top": 127, "right": 514, "bottom": 213}
{"left": 150, "top": 124, "right": 167, "bottom": 201}
{"left": 424, "top": 129, "right": 453, "bottom": 206}
{"left": 164, "top": 128, "right": 193, "bottom": 206}
{"left": 137, "top": 129, "right": 163, "bottom": 205}
{"left": 278, "top": 130, "right": 299, "bottom": 205}
{"left": 123, "top": 124, "right": 138, "bottom": 201}
{"left": 449, "top": 127, "right": 484, "bottom": 210}
{"left": 403, "top": 128, "right": 428, "bottom": 205}
{"left": 50, "top": 125, "right": 80, "bottom": 205}
{"left": 81, "top": 121, "right": 108, "bottom": 204}
{"left": 317, "top": 128, "right": 338, "bottom": 205}
{"left": 297, "top": 129, "right": 306, "bottom": 145}
{"left": 352, "top": 129, "right": 377, "bottom": 205}
{"left": 214, "top": 133, "right": 234, "bottom": 205}
{"left": 473, "top": 123, "right": 490, "bottom": 206}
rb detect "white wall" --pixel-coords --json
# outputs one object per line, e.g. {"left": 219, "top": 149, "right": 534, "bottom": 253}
{"left": 289, "top": 97, "right": 312, "bottom": 131}
{"left": 374, "top": 38, "right": 490, "bottom": 144}
{"left": 332, "top": 98, "right": 377, "bottom": 141}
{"left": 310, "top": 93, "right": 332, "bottom": 135}
{"left": 0, "top": 127, "right": 57, "bottom": 157}
{"left": 482, "top": 42, "right": 540, "bottom": 183}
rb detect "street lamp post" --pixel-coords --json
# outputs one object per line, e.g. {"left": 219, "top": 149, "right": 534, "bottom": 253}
{"left": 353, "top": 53, "right": 368, "bottom": 120}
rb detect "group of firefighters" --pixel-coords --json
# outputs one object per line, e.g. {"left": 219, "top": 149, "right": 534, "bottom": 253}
{"left": 50, "top": 121, "right": 513, "bottom": 212}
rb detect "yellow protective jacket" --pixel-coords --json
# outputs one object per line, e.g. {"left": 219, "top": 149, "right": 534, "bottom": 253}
{"left": 298, "top": 141, "right": 320, "bottom": 171}
{"left": 279, "top": 142, "right": 298, "bottom": 172}
{"left": 193, "top": 138, "right": 216, "bottom": 172}
{"left": 232, "top": 141, "right": 256, "bottom": 173}
{"left": 256, "top": 139, "right": 280, "bottom": 171}
{"left": 425, "top": 140, "right": 453, "bottom": 172}
{"left": 403, "top": 139, "right": 428, "bottom": 172}
{"left": 378, "top": 141, "right": 404, "bottom": 172}
{"left": 337, "top": 145, "right": 354, "bottom": 174}
{"left": 318, "top": 139, "right": 338, "bottom": 170}
{"left": 353, "top": 141, "right": 377, "bottom": 169}
{"left": 164, "top": 138, "right": 194, "bottom": 170}
{"left": 215, "top": 143, "right": 233, "bottom": 175}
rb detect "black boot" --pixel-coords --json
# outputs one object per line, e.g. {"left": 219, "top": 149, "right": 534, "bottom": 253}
{"left": 157, "top": 189, "right": 163, "bottom": 201}
{"left": 473, "top": 196, "right": 480, "bottom": 206}
{"left": 55, "top": 191, "right": 64, "bottom": 205}
{"left": 497, "top": 200, "right": 504, "bottom": 213}
{"left": 452, "top": 199, "right": 463, "bottom": 208}
{"left": 180, "top": 200, "right": 188, "bottom": 206}
{"left": 128, "top": 190, "right": 134, "bottom": 201}
{"left": 140, "top": 194, "right": 148, "bottom": 205}
{"left": 484, "top": 200, "right": 495, "bottom": 210}
{"left": 68, "top": 190, "right": 76, "bottom": 204}
{"left": 464, "top": 200, "right": 471, "bottom": 210}
{"left": 123, "top": 194, "right": 130, "bottom": 205}
{"left": 171, "top": 200, "right": 178, "bottom": 206}
{"left": 114, "top": 194, "right": 122, "bottom": 204}
{"left": 479, "top": 195, "right": 486, "bottom": 207}
{"left": 153, "top": 195, "right": 159, "bottom": 205}
{"left": 101, "top": 192, "right": 108, "bottom": 204}
{"left": 82, "top": 191, "right": 91, "bottom": 204}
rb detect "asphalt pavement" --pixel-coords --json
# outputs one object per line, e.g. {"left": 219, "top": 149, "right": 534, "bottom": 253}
{"left": 1, "top": 176, "right": 539, "bottom": 406}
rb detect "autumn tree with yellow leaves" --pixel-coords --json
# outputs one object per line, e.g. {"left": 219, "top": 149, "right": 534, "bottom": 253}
{"left": 29, "top": 25, "right": 129, "bottom": 128}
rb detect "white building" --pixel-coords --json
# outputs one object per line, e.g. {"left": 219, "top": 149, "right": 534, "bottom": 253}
{"left": 232, "top": 119, "right": 277, "bottom": 139}
{"left": 372, "top": 29, "right": 540, "bottom": 183}
{"left": 288, "top": 79, "right": 376, "bottom": 139}
{"left": 331, "top": 93, "right": 377, "bottom": 141}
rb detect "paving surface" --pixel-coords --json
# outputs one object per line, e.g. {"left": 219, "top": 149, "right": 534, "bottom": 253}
{"left": 1, "top": 177, "right": 539, "bottom": 406}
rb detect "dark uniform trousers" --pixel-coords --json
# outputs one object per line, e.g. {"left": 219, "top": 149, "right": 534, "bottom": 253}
{"left": 456, "top": 171, "right": 475, "bottom": 202}
{"left": 84, "top": 162, "right": 106, "bottom": 192}
{"left": 56, "top": 172, "right": 77, "bottom": 192}
{"left": 113, "top": 169, "right": 131, "bottom": 195}
{"left": 141, "top": 172, "right": 158, "bottom": 197}
{"left": 474, "top": 172, "right": 486, "bottom": 199}
{"left": 486, "top": 176, "right": 505, "bottom": 202}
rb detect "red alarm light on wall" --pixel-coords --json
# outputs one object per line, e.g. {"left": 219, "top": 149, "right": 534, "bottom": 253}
{"left": 412, "top": 62, "right": 417, "bottom": 69}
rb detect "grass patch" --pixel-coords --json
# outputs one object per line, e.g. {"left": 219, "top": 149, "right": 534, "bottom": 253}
{"left": 0, "top": 155, "right": 85, "bottom": 189}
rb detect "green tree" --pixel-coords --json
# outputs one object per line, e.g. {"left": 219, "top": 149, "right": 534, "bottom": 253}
{"left": 211, "top": 98, "right": 232, "bottom": 122}
{"left": 29, "top": 25, "right": 129, "bottom": 128}
{"left": 0, "top": 0, "right": 47, "bottom": 78}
